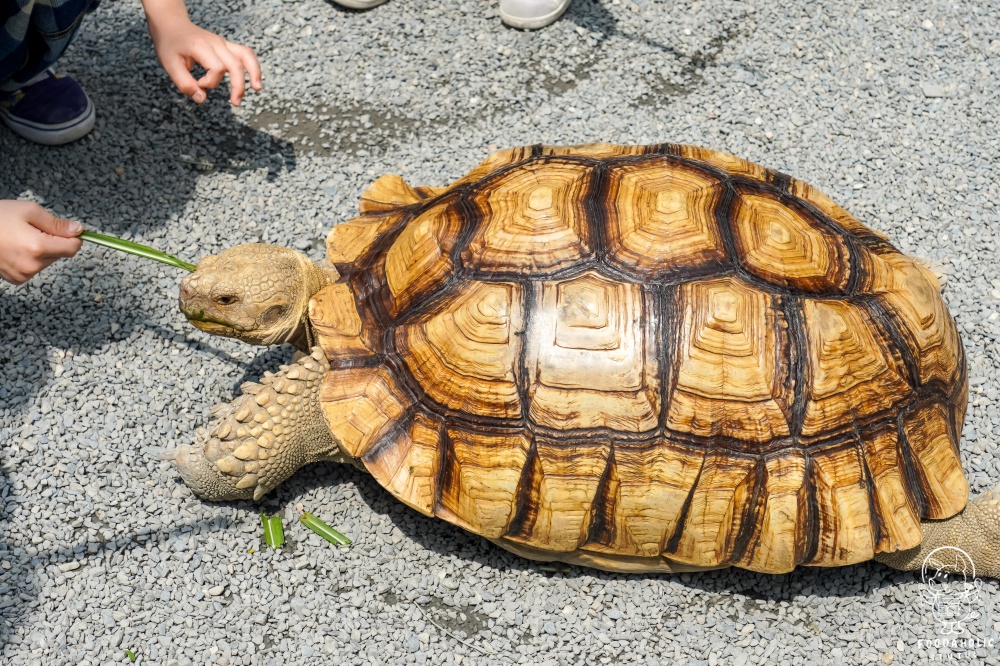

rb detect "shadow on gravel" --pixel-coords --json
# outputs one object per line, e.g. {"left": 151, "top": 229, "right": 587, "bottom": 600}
{"left": 245, "top": 0, "right": 749, "bottom": 156}
{"left": 0, "top": 20, "right": 298, "bottom": 642}
{"left": 275, "top": 456, "right": 917, "bottom": 604}
{"left": 0, "top": 508, "right": 241, "bottom": 646}
{"left": 0, "top": 79, "right": 297, "bottom": 418}
{"left": 273, "top": 459, "right": 922, "bottom": 640}
{"left": 216, "top": 459, "right": 928, "bottom": 658}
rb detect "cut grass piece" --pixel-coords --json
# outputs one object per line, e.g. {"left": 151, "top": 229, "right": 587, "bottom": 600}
{"left": 80, "top": 230, "right": 196, "bottom": 272}
{"left": 539, "top": 562, "right": 572, "bottom": 574}
{"left": 261, "top": 512, "right": 285, "bottom": 549}
{"left": 124, "top": 649, "right": 137, "bottom": 662}
{"left": 300, "top": 512, "right": 351, "bottom": 545}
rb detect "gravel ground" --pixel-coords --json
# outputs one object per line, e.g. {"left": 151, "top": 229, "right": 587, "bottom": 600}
{"left": 2, "top": 0, "right": 1000, "bottom": 664}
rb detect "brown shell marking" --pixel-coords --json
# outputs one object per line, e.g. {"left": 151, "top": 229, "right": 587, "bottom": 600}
{"left": 524, "top": 271, "right": 660, "bottom": 432}
{"left": 325, "top": 172, "right": 443, "bottom": 271}
{"left": 436, "top": 427, "right": 532, "bottom": 538}
{"left": 319, "top": 367, "right": 410, "bottom": 458}
{"left": 603, "top": 158, "right": 728, "bottom": 279}
{"left": 675, "top": 143, "right": 887, "bottom": 242}
{"left": 539, "top": 143, "right": 650, "bottom": 159}
{"left": 860, "top": 252, "right": 962, "bottom": 388}
{"left": 443, "top": 145, "right": 539, "bottom": 190}
{"left": 325, "top": 211, "right": 405, "bottom": 271}
{"left": 737, "top": 451, "right": 806, "bottom": 573}
{"left": 730, "top": 187, "right": 851, "bottom": 293}
{"left": 314, "top": 143, "right": 968, "bottom": 573}
{"left": 803, "top": 443, "right": 877, "bottom": 566}
{"left": 358, "top": 174, "right": 427, "bottom": 214}
{"left": 674, "top": 144, "right": 769, "bottom": 181}
{"left": 861, "top": 426, "right": 922, "bottom": 554}
{"left": 584, "top": 439, "right": 706, "bottom": 558}
{"left": 364, "top": 413, "right": 442, "bottom": 516}
{"left": 798, "top": 299, "right": 912, "bottom": 438}
{"left": 462, "top": 159, "right": 595, "bottom": 274}
{"left": 901, "top": 402, "right": 969, "bottom": 519}
{"left": 788, "top": 179, "right": 889, "bottom": 241}
{"left": 309, "top": 284, "right": 377, "bottom": 361}
{"left": 667, "top": 451, "right": 758, "bottom": 568}
{"left": 396, "top": 281, "right": 525, "bottom": 418}
{"left": 383, "top": 199, "right": 465, "bottom": 317}
{"left": 666, "top": 277, "right": 792, "bottom": 443}
{"left": 503, "top": 437, "right": 613, "bottom": 552}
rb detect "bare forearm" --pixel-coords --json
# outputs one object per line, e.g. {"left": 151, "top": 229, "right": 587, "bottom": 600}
{"left": 140, "top": 0, "right": 193, "bottom": 38}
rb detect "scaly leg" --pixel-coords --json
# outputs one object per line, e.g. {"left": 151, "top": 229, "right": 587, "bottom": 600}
{"left": 172, "top": 348, "right": 348, "bottom": 501}
{"left": 875, "top": 486, "right": 1000, "bottom": 579}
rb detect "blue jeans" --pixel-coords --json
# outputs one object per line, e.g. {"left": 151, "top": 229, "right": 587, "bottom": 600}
{"left": 0, "top": 0, "right": 101, "bottom": 95}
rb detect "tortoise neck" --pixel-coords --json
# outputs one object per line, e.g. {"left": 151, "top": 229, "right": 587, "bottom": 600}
{"left": 287, "top": 259, "right": 339, "bottom": 352}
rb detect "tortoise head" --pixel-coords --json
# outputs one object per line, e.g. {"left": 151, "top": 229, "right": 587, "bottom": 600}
{"left": 179, "top": 244, "right": 333, "bottom": 349}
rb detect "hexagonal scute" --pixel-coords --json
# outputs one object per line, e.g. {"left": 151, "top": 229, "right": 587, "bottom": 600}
{"left": 666, "top": 277, "right": 792, "bottom": 443}
{"left": 524, "top": 271, "right": 660, "bottom": 432}
{"left": 396, "top": 281, "right": 525, "bottom": 419}
{"left": 730, "top": 187, "right": 851, "bottom": 293}
{"left": 383, "top": 199, "right": 464, "bottom": 318}
{"left": 604, "top": 158, "right": 728, "bottom": 280}
{"left": 462, "top": 160, "right": 595, "bottom": 275}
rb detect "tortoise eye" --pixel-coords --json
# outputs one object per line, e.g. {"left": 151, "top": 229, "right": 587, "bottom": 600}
{"left": 216, "top": 295, "right": 238, "bottom": 306}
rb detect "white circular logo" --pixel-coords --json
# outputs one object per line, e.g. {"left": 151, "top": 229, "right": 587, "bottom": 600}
{"left": 920, "top": 546, "right": 981, "bottom": 636}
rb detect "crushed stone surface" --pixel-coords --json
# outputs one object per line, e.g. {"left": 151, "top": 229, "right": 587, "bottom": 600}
{"left": 2, "top": 0, "right": 1000, "bottom": 664}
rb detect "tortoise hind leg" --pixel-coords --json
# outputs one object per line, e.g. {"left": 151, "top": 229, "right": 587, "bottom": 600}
{"left": 172, "top": 348, "right": 347, "bottom": 501}
{"left": 875, "top": 486, "right": 1000, "bottom": 579}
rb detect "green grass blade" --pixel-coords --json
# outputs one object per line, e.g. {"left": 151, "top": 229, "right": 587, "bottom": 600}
{"left": 300, "top": 512, "right": 351, "bottom": 545}
{"left": 261, "top": 512, "right": 285, "bottom": 549}
{"left": 538, "top": 563, "right": 572, "bottom": 574}
{"left": 124, "top": 648, "right": 137, "bottom": 662}
{"left": 80, "top": 230, "right": 196, "bottom": 272}
{"left": 268, "top": 516, "right": 285, "bottom": 548}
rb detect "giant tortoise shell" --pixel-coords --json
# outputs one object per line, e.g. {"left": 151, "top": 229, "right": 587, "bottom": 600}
{"left": 177, "top": 142, "right": 970, "bottom": 575}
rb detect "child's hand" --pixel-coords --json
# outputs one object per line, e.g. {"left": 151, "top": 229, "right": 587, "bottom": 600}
{"left": 143, "top": 0, "right": 262, "bottom": 106}
{"left": 0, "top": 201, "right": 83, "bottom": 285}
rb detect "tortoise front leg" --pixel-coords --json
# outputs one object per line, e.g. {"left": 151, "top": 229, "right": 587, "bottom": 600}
{"left": 875, "top": 487, "right": 1000, "bottom": 579}
{"left": 172, "top": 348, "right": 347, "bottom": 501}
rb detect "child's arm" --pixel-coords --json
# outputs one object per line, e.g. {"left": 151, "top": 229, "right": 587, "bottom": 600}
{"left": 0, "top": 201, "right": 82, "bottom": 285}
{"left": 141, "top": 0, "right": 262, "bottom": 106}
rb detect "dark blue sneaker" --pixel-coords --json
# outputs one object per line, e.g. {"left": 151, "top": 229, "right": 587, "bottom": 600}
{"left": 0, "top": 69, "right": 95, "bottom": 145}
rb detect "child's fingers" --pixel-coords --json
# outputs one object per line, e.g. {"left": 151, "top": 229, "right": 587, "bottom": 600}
{"left": 194, "top": 47, "right": 228, "bottom": 91}
{"left": 24, "top": 204, "right": 82, "bottom": 239}
{"left": 38, "top": 235, "right": 82, "bottom": 259}
{"left": 234, "top": 44, "right": 262, "bottom": 91}
{"left": 216, "top": 47, "right": 247, "bottom": 106}
{"left": 162, "top": 55, "right": 207, "bottom": 103}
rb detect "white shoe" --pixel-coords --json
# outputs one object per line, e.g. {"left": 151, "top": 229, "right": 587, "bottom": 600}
{"left": 500, "top": 0, "right": 572, "bottom": 29}
{"left": 331, "top": 0, "right": 388, "bottom": 8}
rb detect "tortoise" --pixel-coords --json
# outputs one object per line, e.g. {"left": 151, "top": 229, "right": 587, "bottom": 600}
{"left": 172, "top": 142, "right": 1000, "bottom": 577}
